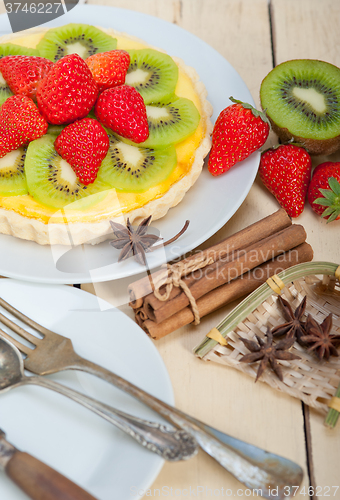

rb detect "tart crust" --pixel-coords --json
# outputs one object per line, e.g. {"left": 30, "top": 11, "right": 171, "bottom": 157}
{"left": 0, "top": 27, "right": 213, "bottom": 245}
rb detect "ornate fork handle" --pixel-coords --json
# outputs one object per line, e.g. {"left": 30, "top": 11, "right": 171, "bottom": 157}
{"left": 21, "top": 376, "right": 197, "bottom": 462}
{"left": 69, "top": 356, "right": 303, "bottom": 500}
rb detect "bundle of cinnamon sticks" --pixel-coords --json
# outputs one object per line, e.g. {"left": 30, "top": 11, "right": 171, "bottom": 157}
{"left": 128, "top": 209, "right": 313, "bottom": 340}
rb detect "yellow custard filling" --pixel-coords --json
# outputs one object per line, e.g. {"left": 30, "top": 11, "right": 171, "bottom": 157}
{"left": 0, "top": 31, "right": 206, "bottom": 224}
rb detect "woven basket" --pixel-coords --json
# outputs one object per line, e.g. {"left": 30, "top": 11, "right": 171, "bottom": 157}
{"left": 194, "top": 262, "right": 340, "bottom": 415}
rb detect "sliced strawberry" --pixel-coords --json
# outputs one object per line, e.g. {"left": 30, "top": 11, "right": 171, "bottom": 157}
{"left": 54, "top": 118, "right": 109, "bottom": 185}
{"left": 36, "top": 54, "right": 98, "bottom": 125}
{"left": 0, "top": 55, "right": 53, "bottom": 100}
{"left": 95, "top": 85, "right": 149, "bottom": 143}
{"left": 85, "top": 50, "right": 130, "bottom": 92}
{"left": 259, "top": 144, "right": 312, "bottom": 218}
{"left": 0, "top": 95, "right": 48, "bottom": 158}
{"left": 208, "top": 97, "right": 270, "bottom": 176}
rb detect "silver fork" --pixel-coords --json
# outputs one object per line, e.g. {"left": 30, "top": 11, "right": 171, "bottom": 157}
{"left": 0, "top": 296, "right": 303, "bottom": 500}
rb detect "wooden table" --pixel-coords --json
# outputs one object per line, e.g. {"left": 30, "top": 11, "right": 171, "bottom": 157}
{"left": 81, "top": 0, "right": 340, "bottom": 498}
{"left": 0, "top": 0, "right": 334, "bottom": 497}
{"left": 80, "top": 1, "right": 340, "bottom": 498}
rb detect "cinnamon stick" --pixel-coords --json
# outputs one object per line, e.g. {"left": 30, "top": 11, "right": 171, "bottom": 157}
{"left": 128, "top": 209, "right": 292, "bottom": 308}
{"left": 141, "top": 242, "right": 313, "bottom": 339}
{"left": 135, "top": 307, "right": 148, "bottom": 327}
{"left": 144, "top": 224, "right": 306, "bottom": 324}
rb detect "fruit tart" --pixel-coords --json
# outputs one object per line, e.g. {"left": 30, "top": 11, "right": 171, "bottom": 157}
{"left": 0, "top": 23, "right": 212, "bottom": 245}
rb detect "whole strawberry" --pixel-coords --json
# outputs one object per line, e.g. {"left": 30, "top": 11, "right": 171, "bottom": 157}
{"left": 86, "top": 50, "right": 130, "bottom": 92}
{"left": 36, "top": 54, "right": 98, "bottom": 125}
{"left": 95, "top": 85, "right": 149, "bottom": 143}
{"left": 259, "top": 144, "right": 312, "bottom": 218}
{"left": 0, "top": 95, "right": 48, "bottom": 157}
{"left": 308, "top": 162, "right": 340, "bottom": 222}
{"left": 208, "top": 97, "right": 270, "bottom": 176}
{"left": 0, "top": 55, "right": 53, "bottom": 100}
{"left": 55, "top": 118, "right": 109, "bottom": 185}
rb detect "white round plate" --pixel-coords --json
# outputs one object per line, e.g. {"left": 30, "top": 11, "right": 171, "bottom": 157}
{"left": 0, "top": 5, "right": 260, "bottom": 284}
{"left": 0, "top": 279, "right": 174, "bottom": 500}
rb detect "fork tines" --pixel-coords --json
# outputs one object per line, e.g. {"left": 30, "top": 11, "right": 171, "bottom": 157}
{"left": 0, "top": 296, "right": 47, "bottom": 353}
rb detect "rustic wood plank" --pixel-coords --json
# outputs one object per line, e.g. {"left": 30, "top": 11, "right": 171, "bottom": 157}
{"left": 271, "top": 0, "right": 340, "bottom": 496}
{"left": 83, "top": 0, "right": 309, "bottom": 497}
{"left": 271, "top": 0, "right": 340, "bottom": 66}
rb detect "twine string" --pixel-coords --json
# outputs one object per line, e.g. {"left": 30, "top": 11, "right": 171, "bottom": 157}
{"left": 153, "top": 254, "right": 214, "bottom": 324}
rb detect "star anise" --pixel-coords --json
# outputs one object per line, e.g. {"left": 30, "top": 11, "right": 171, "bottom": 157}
{"left": 300, "top": 313, "right": 340, "bottom": 361}
{"left": 109, "top": 216, "right": 189, "bottom": 265}
{"left": 239, "top": 329, "right": 300, "bottom": 382}
{"left": 272, "top": 295, "right": 308, "bottom": 346}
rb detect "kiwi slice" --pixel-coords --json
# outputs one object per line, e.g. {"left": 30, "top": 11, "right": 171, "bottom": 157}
{"left": 0, "top": 43, "right": 39, "bottom": 58}
{"left": 37, "top": 23, "right": 117, "bottom": 62}
{"left": 0, "top": 43, "right": 39, "bottom": 106}
{"left": 0, "top": 147, "right": 28, "bottom": 196}
{"left": 47, "top": 124, "right": 65, "bottom": 136}
{"left": 125, "top": 49, "right": 178, "bottom": 104}
{"left": 0, "top": 70, "right": 13, "bottom": 106}
{"left": 97, "top": 133, "right": 177, "bottom": 192}
{"left": 115, "top": 97, "right": 200, "bottom": 149}
{"left": 25, "top": 135, "right": 110, "bottom": 209}
{"left": 260, "top": 59, "right": 340, "bottom": 155}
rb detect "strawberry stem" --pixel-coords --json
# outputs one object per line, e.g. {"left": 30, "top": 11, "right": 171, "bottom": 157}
{"left": 229, "top": 96, "right": 271, "bottom": 126}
